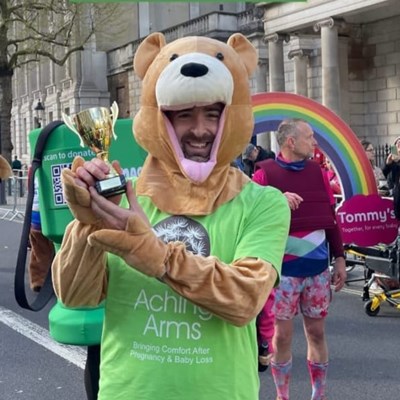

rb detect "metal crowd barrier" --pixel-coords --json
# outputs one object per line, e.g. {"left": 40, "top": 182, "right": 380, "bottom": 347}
{"left": 0, "top": 171, "right": 28, "bottom": 222}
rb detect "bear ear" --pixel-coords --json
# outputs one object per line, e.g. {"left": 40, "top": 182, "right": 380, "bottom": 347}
{"left": 227, "top": 33, "right": 258, "bottom": 77}
{"left": 134, "top": 32, "right": 167, "bottom": 80}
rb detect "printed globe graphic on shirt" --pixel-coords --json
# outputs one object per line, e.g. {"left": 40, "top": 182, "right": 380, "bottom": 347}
{"left": 153, "top": 216, "right": 210, "bottom": 257}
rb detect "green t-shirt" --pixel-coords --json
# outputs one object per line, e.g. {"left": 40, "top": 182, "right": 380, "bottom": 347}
{"left": 99, "top": 180, "right": 289, "bottom": 400}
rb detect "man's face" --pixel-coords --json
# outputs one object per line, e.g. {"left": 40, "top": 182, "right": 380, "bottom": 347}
{"left": 289, "top": 122, "right": 317, "bottom": 160}
{"left": 248, "top": 147, "right": 259, "bottom": 162}
{"left": 167, "top": 103, "right": 223, "bottom": 162}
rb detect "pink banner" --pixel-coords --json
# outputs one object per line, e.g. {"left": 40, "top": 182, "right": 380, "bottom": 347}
{"left": 336, "top": 195, "right": 399, "bottom": 246}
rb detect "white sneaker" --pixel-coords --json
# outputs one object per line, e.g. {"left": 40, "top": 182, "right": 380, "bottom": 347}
{"left": 369, "top": 281, "right": 384, "bottom": 294}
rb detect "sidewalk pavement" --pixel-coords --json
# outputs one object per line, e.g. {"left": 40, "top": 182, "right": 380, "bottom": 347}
{"left": 0, "top": 190, "right": 27, "bottom": 223}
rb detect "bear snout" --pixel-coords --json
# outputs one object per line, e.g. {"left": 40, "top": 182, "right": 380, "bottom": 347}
{"left": 180, "top": 62, "right": 209, "bottom": 78}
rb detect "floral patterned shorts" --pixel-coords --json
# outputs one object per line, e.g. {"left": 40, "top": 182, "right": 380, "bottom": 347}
{"left": 273, "top": 268, "right": 332, "bottom": 320}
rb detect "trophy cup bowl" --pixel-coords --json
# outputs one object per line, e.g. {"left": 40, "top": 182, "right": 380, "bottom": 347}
{"left": 62, "top": 102, "right": 126, "bottom": 197}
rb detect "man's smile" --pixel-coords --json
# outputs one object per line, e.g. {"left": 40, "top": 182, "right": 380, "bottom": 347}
{"left": 183, "top": 138, "right": 214, "bottom": 161}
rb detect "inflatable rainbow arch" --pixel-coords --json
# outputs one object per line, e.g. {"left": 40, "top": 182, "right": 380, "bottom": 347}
{"left": 251, "top": 92, "right": 378, "bottom": 200}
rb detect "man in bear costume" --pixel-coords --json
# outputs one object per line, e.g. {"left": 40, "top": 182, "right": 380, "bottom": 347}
{"left": 53, "top": 33, "right": 290, "bottom": 400}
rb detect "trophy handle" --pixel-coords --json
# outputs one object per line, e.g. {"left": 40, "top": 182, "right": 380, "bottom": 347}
{"left": 110, "top": 101, "right": 119, "bottom": 140}
{"left": 62, "top": 112, "right": 85, "bottom": 147}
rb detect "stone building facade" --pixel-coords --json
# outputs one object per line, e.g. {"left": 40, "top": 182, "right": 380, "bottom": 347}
{"left": 10, "top": 0, "right": 400, "bottom": 161}
{"left": 10, "top": 2, "right": 247, "bottom": 161}
{"left": 260, "top": 0, "right": 400, "bottom": 145}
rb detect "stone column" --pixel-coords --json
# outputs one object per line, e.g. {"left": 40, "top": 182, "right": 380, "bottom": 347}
{"left": 288, "top": 49, "right": 312, "bottom": 97}
{"left": 314, "top": 18, "right": 343, "bottom": 116}
{"left": 264, "top": 33, "right": 288, "bottom": 92}
{"left": 255, "top": 59, "right": 270, "bottom": 150}
{"left": 138, "top": 3, "right": 150, "bottom": 37}
{"left": 189, "top": 2, "right": 200, "bottom": 19}
{"left": 264, "top": 33, "right": 288, "bottom": 154}
{"left": 255, "top": 58, "right": 268, "bottom": 93}
{"left": 339, "top": 37, "right": 350, "bottom": 123}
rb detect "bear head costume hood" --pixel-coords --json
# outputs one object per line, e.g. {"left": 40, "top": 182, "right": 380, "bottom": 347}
{"left": 133, "top": 33, "right": 257, "bottom": 215}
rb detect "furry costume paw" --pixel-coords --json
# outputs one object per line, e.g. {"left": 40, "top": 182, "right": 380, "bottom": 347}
{"left": 61, "top": 156, "right": 102, "bottom": 225}
{"left": 87, "top": 213, "right": 169, "bottom": 278}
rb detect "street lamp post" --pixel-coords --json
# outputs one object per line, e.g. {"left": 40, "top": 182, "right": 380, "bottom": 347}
{"left": 34, "top": 100, "right": 45, "bottom": 128}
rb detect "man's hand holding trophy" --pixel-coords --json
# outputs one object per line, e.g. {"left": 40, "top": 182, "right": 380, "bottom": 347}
{"left": 62, "top": 102, "right": 126, "bottom": 198}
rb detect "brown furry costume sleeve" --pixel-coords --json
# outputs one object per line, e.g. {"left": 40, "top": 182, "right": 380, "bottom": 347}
{"left": 53, "top": 209, "right": 277, "bottom": 326}
{"left": 0, "top": 156, "right": 13, "bottom": 179}
{"left": 53, "top": 220, "right": 275, "bottom": 327}
{"left": 52, "top": 221, "right": 108, "bottom": 307}
{"left": 83, "top": 214, "right": 277, "bottom": 327}
{"left": 163, "top": 254, "right": 277, "bottom": 327}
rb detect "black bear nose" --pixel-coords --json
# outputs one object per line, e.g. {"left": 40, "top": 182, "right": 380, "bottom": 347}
{"left": 180, "top": 62, "right": 208, "bottom": 77}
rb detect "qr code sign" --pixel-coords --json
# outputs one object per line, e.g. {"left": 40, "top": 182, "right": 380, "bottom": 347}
{"left": 51, "top": 163, "right": 72, "bottom": 206}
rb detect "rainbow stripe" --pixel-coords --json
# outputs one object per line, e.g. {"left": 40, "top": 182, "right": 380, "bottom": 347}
{"left": 252, "top": 92, "right": 378, "bottom": 199}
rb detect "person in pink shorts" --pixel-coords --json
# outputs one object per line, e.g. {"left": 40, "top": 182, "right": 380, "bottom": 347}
{"left": 253, "top": 119, "right": 347, "bottom": 400}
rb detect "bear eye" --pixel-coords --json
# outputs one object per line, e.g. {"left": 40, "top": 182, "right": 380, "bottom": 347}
{"left": 216, "top": 52, "right": 224, "bottom": 61}
{"left": 170, "top": 53, "right": 179, "bottom": 62}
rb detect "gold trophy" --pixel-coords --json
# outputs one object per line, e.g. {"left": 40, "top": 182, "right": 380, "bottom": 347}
{"left": 62, "top": 102, "right": 126, "bottom": 197}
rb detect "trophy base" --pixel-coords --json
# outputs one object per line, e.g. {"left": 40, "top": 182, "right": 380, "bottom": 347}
{"left": 95, "top": 174, "right": 126, "bottom": 198}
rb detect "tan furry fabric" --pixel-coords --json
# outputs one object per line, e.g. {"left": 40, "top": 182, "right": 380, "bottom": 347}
{"left": 0, "top": 156, "right": 13, "bottom": 180}
{"left": 53, "top": 219, "right": 277, "bottom": 326}
{"left": 133, "top": 33, "right": 257, "bottom": 215}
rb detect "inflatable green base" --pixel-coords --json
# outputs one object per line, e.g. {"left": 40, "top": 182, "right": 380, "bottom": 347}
{"left": 49, "top": 300, "right": 104, "bottom": 346}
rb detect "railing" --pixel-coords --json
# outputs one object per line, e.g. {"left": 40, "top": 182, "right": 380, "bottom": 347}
{"left": 375, "top": 144, "right": 390, "bottom": 169}
{"left": 0, "top": 170, "right": 28, "bottom": 222}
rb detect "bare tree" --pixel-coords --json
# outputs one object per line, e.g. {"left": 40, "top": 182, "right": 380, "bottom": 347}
{"left": 0, "top": 0, "right": 121, "bottom": 164}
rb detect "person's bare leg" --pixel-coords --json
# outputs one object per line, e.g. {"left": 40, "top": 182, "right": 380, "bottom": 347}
{"left": 303, "top": 316, "right": 327, "bottom": 362}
